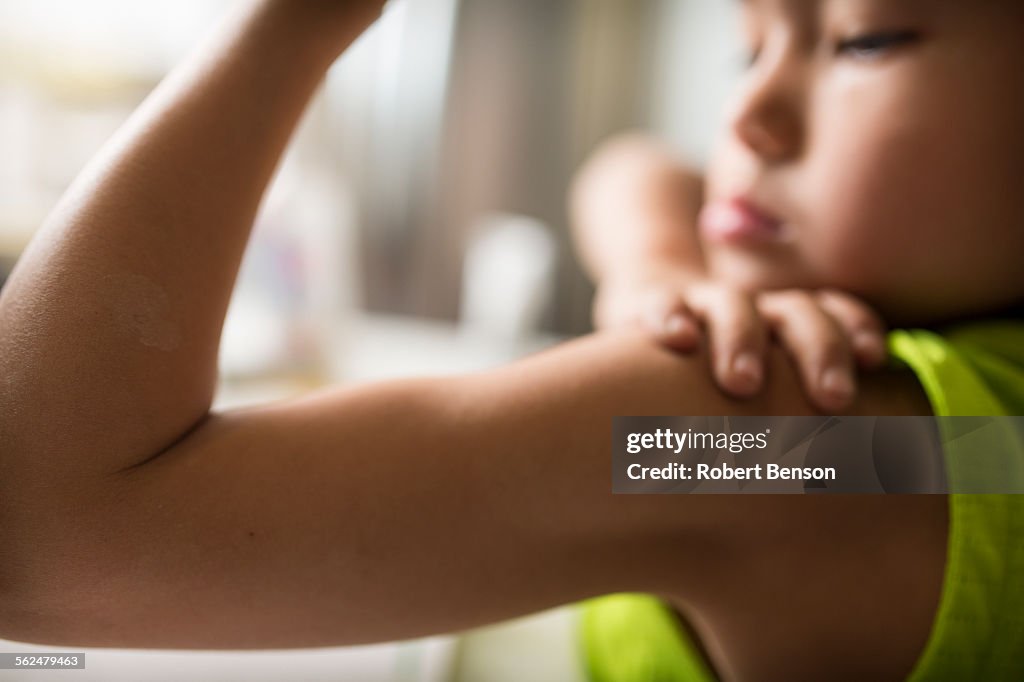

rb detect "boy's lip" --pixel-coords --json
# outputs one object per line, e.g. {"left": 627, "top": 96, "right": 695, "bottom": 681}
{"left": 699, "top": 196, "right": 785, "bottom": 246}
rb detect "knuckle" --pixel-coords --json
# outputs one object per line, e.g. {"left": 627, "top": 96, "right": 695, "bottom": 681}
{"left": 817, "top": 289, "right": 883, "bottom": 330}
{"left": 781, "top": 288, "right": 817, "bottom": 308}
{"left": 816, "top": 287, "right": 853, "bottom": 305}
{"left": 817, "top": 331, "right": 852, "bottom": 365}
{"left": 761, "top": 289, "right": 807, "bottom": 312}
{"left": 760, "top": 291, "right": 811, "bottom": 327}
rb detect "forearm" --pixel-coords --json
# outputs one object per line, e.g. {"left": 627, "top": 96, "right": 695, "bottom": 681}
{"left": 0, "top": 0, "right": 383, "bottom": 475}
{"left": 570, "top": 132, "right": 707, "bottom": 284}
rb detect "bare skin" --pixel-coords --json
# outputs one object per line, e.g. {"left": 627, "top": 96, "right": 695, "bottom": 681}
{"left": 0, "top": 1, "right": 950, "bottom": 680}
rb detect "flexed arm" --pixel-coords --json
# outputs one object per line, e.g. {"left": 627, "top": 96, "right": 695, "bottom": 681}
{"left": 0, "top": 1, "right": 941, "bottom": 671}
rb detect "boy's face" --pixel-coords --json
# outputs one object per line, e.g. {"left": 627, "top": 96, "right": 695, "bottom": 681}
{"left": 701, "top": 0, "right": 1024, "bottom": 325}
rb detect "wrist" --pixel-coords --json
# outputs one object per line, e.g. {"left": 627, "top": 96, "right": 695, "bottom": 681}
{"left": 255, "top": 0, "right": 387, "bottom": 63}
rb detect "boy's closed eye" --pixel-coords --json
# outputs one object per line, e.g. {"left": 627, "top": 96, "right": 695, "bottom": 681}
{"left": 738, "top": 0, "right": 928, "bottom": 69}
{"left": 834, "top": 29, "right": 922, "bottom": 60}
{"left": 741, "top": 28, "right": 922, "bottom": 70}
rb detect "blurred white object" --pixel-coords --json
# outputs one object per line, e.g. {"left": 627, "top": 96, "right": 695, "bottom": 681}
{"left": 219, "top": 95, "right": 359, "bottom": 385}
{"left": 459, "top": 213, "right": 558, "bottom": 340}
{"left": 452, "top": 606, "right": 586, "bottom": 682}
{"left": 651, "top": 0, "right": 741, "bottom": 165}
{"left": 219, "top": 294, "right": 290, "bottom": 378}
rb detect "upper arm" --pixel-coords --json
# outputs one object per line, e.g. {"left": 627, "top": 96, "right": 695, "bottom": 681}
{"left": 1, "top": 332, "right": 930, "bottom": 648}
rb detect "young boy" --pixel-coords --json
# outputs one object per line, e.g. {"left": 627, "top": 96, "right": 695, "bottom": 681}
{"left": 571, "top": 0, "right": 1024, "bottom": 679}
{"left": 0, "top": 0, "right": 1020, "bottom": 680}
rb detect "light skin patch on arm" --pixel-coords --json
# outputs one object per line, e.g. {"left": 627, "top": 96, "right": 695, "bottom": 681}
{"left": 100, "top": 273, "right": 182, "bottom": 352}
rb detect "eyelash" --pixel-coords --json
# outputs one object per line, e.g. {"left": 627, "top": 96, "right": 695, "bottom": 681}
{"left": 834, "top": 30, "right": 921, "bottom": 59}
{"left": 741, "top": 29, "right": 920, "bottom": 69}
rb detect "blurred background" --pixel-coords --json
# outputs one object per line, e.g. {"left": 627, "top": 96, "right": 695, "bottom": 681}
{"left": 0, "top": 0, "right": 741, "bottom": 678}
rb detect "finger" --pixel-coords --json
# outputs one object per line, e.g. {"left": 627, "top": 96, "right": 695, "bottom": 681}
{"left": 687, "top": 285, "right": 767, "bottom": 397}
{"left": 759, "top": 291, "right": 856, "bottom": 412}
{"left": 640, "top": 290, "right": 701, "bottom": 352}
{"left": 814, "top": 289, "right": 888, "bottom": 369}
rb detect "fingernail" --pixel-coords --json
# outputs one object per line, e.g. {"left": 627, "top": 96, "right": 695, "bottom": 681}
{"left": 853, "top": 332, "right": 886, "bottom": 364}
{"left": 821, "top": 367, "right": 854, "bottom": 402}
{"left": 731, "top": 352, "right": 762, "bottom": 390}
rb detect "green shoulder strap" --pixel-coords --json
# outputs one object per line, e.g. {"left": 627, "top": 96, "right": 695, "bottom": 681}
{"left": 892, "top": 324, "right": 1024, "bottom": 682}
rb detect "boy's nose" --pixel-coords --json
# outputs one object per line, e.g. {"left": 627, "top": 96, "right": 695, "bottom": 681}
{"left": 727, "top": 53, "right": 804, "bottom": 163}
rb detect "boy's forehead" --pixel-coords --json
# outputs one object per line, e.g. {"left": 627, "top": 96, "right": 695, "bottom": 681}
{"left": 739, "top": 0, "right": 1024, "bottom": 33}
{"left": 736, "top": 0, "right": 820, "bottom": 33}
{"left": 739, "top": 0, "right": 928, "bottom": 17}
{"left": 740, "top": 0, "right": 1022, "bottom": 15}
